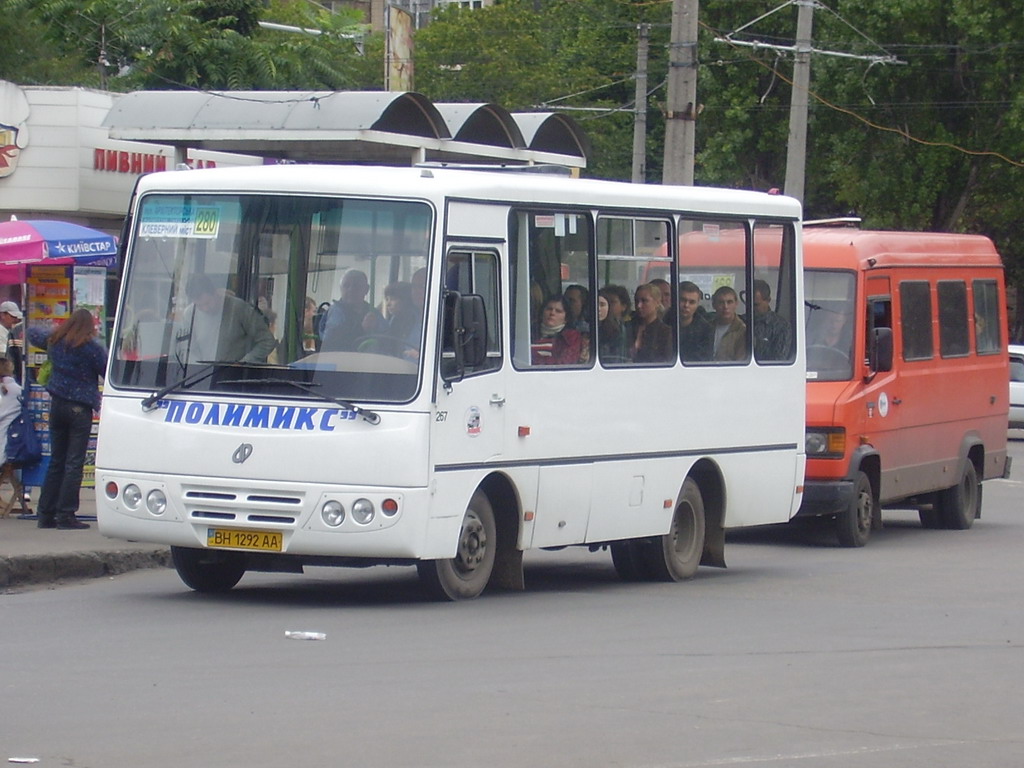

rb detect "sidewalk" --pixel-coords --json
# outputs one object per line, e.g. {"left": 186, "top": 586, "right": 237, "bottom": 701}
{"left": 0, "top": 490, "right": 171, "bottom": 589}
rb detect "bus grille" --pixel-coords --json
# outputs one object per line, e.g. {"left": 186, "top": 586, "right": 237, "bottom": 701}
{"left": 183, "top": 486, "right": 305, "bottom": 526}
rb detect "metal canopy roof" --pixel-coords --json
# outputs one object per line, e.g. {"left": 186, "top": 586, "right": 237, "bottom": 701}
{"left": 103, "top": 90, "right": 587, "bottom": 168}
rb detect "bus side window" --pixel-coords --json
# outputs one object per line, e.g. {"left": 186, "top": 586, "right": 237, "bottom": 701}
{"left": 441, "top": 250, "right": 501, "bottom": 379}
{"left": 513, "top": 211, "right": 593, "bottom": 369}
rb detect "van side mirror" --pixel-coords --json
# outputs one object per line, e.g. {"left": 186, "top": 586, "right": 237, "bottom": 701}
{"left": 870, "top": 327, "right": 893, "bottom": 373}
{"left": 441, "top": 291, "right": 487, "bottom": 381}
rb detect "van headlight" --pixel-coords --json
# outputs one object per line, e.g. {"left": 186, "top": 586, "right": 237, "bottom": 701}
{"left": 806, "top": 428, "right": 845, "bottom": 458}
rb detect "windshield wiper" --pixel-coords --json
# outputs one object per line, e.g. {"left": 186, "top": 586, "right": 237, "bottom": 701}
{"left": 141, "top": 363, "right": 218, "bottom": 411}
{"left": 215, "top": 377, "right": 381, "bottom": 425}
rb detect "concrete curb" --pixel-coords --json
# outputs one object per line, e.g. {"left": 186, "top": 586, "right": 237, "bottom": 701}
{"left": 0, "top": 548, "right": 172, "bottom": 588}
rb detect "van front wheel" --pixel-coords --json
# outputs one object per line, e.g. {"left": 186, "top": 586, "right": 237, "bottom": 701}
{"left": 836, "top": 472, "right": 873, "bottom": 548}
{"left": 418, "top": 491, "right": 496, "bottom": 600}
{"left": 937, "top": 461, "right": 979, "bottom": 530}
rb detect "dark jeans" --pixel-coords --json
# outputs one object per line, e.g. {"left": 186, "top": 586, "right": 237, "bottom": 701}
{"left": 38, "top": 395, "right": 94, "bottom": 519}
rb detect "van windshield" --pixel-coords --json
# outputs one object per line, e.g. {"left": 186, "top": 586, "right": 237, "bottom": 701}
{"left": 805, "top": 270, "right": 856, "bottom": 381}
{"left": 109, "top": 193, "right": 433, "bottom": 403}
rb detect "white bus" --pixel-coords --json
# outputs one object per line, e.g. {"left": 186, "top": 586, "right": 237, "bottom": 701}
{"left": 96, "top": 164, "right": 805, "bottom": 600}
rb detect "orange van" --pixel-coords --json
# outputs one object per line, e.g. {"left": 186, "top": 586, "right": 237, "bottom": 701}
{"left": 798, "top": 225, "right": 1011, "bottom": 546}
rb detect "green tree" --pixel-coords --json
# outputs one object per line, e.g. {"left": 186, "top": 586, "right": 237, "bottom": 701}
{"left": 415, "top": 0, "right": 666, "bottom": 179}
{"left": 7, "top": 0, "right": 370, "bottom": 91}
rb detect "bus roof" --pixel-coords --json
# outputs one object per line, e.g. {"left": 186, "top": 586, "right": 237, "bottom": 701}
{"left": 802, "top": 227, "right": 1002, "bottom": 270}
{"left": 133, "top": 164, "right": 802, "bottom": 220}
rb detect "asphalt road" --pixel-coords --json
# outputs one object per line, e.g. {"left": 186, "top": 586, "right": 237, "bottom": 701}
{"left": 3, "top": 438, "right": 1023, "bottom": 768}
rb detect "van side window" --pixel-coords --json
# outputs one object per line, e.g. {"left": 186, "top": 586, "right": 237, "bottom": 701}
{"left": 973, "top": 279, "right": 1002, "bottom": 354}
{"left": 441, "top": 250, "right": 501, "bottom": 378}
{"left": 900, "top": 281, "right": 933, "bottom": 361}
{"left": 937, "top": 281, "right": 969, "bottom": 358}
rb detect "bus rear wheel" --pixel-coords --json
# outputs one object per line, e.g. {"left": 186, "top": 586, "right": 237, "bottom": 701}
{"left": 836, "top": 471, "right": 873, "bottom": 548}
{"left": 936, "top": 461, "right": 979, "bottom": 530}
{"left": 171, "top": 546, "right": 246, "bottom": 592}
{"left": 638, "top": 478, "right": 706, "bottom": 582}
{"left": 418, "top": 490, "right": 496, "bottom": 601}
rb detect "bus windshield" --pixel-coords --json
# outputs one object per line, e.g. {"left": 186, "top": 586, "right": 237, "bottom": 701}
{"left": 110, "top": 193, "right": 433, "bottom": 403}
{"left": 805, "top": 269, "right": 856, "bottom": 381}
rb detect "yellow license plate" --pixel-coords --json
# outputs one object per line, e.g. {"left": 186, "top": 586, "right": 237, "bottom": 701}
{"left": 206, "top": 528, "right": 282, "bottom": 552}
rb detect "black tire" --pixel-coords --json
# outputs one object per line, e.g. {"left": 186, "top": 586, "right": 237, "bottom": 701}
{"left": 610, "top": 541, "right": 644, "bottom": 581}
{"left": 171, "top": 546, "right": 246, "bottom": 593}
{"left": 836, "top": 471, "right": 873, "bottom": 548}
{"left": 918, "top": 504, "right": 944, "bottom": 529}
{"left": 936, "top": 460, "right": 980, "bottom": 530}
{"left": 636, "top": 479, "right": 706, "bottom": 581}
{"left": 418, "top": 490, "right": 496, "bottom": 600}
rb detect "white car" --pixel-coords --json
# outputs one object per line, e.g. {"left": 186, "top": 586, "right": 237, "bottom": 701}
{"left": 1010, "top": 345, "right": 1024, "bottom": 429}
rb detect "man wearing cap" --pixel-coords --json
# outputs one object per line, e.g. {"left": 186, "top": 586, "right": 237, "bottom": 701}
{"left": 0, "top": 301, "right": 24, "bottom": 383}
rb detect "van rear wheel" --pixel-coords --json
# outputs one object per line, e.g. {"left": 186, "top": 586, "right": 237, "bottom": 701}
{"left": 936, "top": 461, "right": 979, "bottom": 530}
{"left": 836, "top": 472, "right": 873, "bottom": 548}
{"left": 418, "top": 490, "right": 496, "bottom": 601}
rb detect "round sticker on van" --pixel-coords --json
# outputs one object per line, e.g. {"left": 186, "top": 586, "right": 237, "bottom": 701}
{"left": 878, "top": 392, "right": 889, "bottom": 418}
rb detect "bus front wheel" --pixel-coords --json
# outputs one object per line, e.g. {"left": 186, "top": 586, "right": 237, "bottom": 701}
{"left": 639, "top": 478, "right": 706, "bottom": 581}
{"left": 836, "top": 471, "right": 873, "bottom": 547}
{"left": 418, "top": 491, "right": 496, "bottom": 601}
{"left": 171, "top": 546, "right": 246, "bottom": 592}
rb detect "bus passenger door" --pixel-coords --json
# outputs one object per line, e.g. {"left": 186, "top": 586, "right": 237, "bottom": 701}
{"left": 434, "top": 248, "right": 506, "bottom": 471}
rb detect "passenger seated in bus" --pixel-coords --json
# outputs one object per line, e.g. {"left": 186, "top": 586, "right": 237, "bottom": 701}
{"left": 606, "top": 284, "right": 632, "bottom": 325}
{"left": 751, "top": 279, "right": 791, "bottom": 362}
{"left": 564, "top": 284, "right": 591, "bottom": 333}
{"left": 677, "top": 281, "right": 714, "bottom": 362}
{"left": 651, "top": 278, "right": 673, "bottom": 316}
{"left": 179, "top": 274, "right": 277, "bottom": 364}
{"left": 319, "top": 269, "right": 385, "bottom": 353}
{"left": 531, "top": 295, "right": 584, "bottom": 365}
{"left": 710, "top": 285, "right": 747, "bottom": 362}
{"left": 630, "top": 283, "right": 673, "bottom": 363}
{"left": 597, "top": 287, "right": 629, "bottom": 363}
{"left": 383, "top": 281, "right": 418, "bottom": 350}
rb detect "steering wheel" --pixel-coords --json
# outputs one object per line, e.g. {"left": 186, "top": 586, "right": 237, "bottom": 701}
{"left": 806, "top": 344, "right": 850, "bottom": 369}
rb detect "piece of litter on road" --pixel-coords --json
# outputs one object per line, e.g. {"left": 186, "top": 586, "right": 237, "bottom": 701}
{"left": 284, "top": 630, "right": 327, "bottom": 640}
{"left": 9, "top": 758, "right": 41, "bottom": 764}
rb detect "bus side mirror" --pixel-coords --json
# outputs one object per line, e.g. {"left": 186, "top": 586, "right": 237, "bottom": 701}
{"left": 870, "top": 327, "right": 893, "bottom": 373}
{"left": 441, "top": 291, "right": 487, "bottom": 381}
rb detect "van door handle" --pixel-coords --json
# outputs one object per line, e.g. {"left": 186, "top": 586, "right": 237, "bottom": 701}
{"left": 892, "top": 397, "right": 902, "bottom": 405}
{"left": 490, "top": 394, "right": 506, "bottom": 407}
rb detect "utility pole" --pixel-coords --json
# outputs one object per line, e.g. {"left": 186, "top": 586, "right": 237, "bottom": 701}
{"left": 715, "top": 1, "right": 903, "bottom": 202}
{"left": 783, "top": 0, "right": 814, "bottom": 202}
{"left": 662, "top": 0, "right": 699, "bottom": 186}
{"left": 632, "top": 23, "right": 651, "bottom": 183}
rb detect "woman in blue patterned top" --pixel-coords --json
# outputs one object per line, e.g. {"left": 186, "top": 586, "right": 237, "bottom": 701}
{"left": 27, "top": 308, "right": 108, "bottom": 530}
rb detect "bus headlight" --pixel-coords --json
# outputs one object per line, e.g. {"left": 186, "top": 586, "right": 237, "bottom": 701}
{"left": 321, "top": 500, "right": 345, "bottom": 527}
{"left": 146, "top": 489, "right": 167, "bottom": 516}
{"left": 806, "top": 428, "right": 846, "bottom": 458}
{"left": 123, "top": 484, "right": 143, "bottom": 510}
{"left": 351, "top": 498, "right": 375, "bottom": 525}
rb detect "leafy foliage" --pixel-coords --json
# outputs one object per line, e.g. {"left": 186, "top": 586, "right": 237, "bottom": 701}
{"left": 6, "top": 0, "right": 370, "bottom": 91}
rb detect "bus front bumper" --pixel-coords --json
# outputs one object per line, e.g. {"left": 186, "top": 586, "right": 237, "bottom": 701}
{"left": 795, "top": 479, "right": 856, "bottom": 518}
